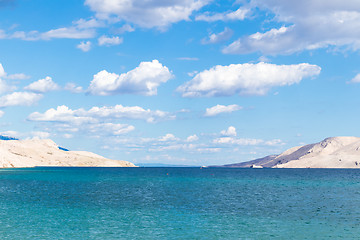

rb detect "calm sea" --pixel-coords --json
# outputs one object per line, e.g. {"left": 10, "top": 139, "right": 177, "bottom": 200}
{"left": 0, "top": 167, "right": 359, "bottom": 239}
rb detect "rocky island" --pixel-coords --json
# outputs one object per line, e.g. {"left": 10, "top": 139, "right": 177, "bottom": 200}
{"left": 213, "top": 136, "right": 360, "bottom": 168}
{"left": 0, "top": 138, "right": 136, "bottom": 168}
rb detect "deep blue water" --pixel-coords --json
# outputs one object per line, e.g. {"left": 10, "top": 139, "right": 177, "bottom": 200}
{"left": 0, "top": 167, "right": 360, "bottom": 239}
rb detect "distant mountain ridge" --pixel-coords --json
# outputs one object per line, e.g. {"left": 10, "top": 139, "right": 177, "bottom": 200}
{"left": 212, "top": 137, "right": 360, "bottom": 168}
{"left": 0, "top": 135, "right": 18, "bottom": 141}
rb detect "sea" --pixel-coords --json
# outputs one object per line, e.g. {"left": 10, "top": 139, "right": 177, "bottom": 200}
{"left": 0, "top": 167, "right": 359, "bottom": 239}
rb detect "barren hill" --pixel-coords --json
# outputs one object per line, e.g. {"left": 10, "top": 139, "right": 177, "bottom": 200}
{"left": 214, "top": 137, "right": 360, "bottom": 168}
{"left": 0, "top": 138, "right": 136, "bottom": 168}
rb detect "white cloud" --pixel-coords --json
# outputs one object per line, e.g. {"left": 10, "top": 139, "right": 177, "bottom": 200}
{"left": 28, "top": 105, "right": 94, "bottom": 125}
{"left": 63, "top": 133, "right": 73, "bottom": 139}
{"left": 88, "top": 123, "right": 135, "bottom": 135}
{"left": 77, "top": 41, "right": 92, "bottom": 52}
{"left": 0, "top": 110, "right": 4, "bottom": 118}
{"left": 0, "top": 29, "right": 7, "bottom": 39}
{"left": 220, "top": 126, "right": 237, "bottom": 137}
{"left": 159, "top": 133, "right": 179, "bottom": 142}
{"left": 98, "top": 35, "right": 123, "bottom": 46}
{"left": 178, "top": 62, "right": 321, "bottom": 97}
{"left": 24, "top": 76, "right": 60, "bottom": 93}
{"left": 213, "top": 137, "right": 264, "bottom": 145}
{"left": 88, "top": 59, "right": 173, "bottom": 96}
{"left": 0, "top": 131, "right": 19, "bottom": 139}
{"left": 114, "top": 24, "right": 135, "bottom": 34}
{"left": 27, "top": 105, "right": 142, "bottom": 137}
{"left": 73, "top": 18, "right": 104, "bottom": 29}
{"left": 196, "top": 7, "right": 249, "bottom": 22}
{"left": 224, "top": 1, "right": 360, "bottom": 55}
{"left": 28, "top": 104, "right": 174, "bottom": 124}
{"left": 205, "top": 104, "right": 242, "bottom": 117}
{"left": 0, "top": 92, "right": 43, "bottom": 107}
{"left": 186, "top": 134, "right": 199, "bottom": 142}
{"left": 177, "top": 57, "right": 199, "bottom": 61}
{"left": 30, "top": 131, "right": 51, "bottom": 139}
{"left": 349, "top": 73, "right": 360, "bottom": 83}
{"left": 8, "top": 27, "right": 96, "bottom": 41}
{"left": 0, "top": 64, "right": 19, "bottom": 94}
{"left": 5, "top": 73, "right": 31, "bottom": 80}
{"left": 265, "top": 139, "right": 285, "bottom": 146}
{"left": 64, "top": 82, "right": 84, "bottom": 93}
{"left": 85, "top": 0, "right": 209, "bottom": 29}
{"left": 41, "top": 27, "right": 96, "bottom": 40}
{"left": 87, "top": 105, "right": 174, "bottom": 123}
{"left": 0, "top": 79, "right": 14, "bottom": 95}
{"left": 0, "top": 64, "right": 6, "bottom": 78}
{"left": 202, "top": 27, "right": 233, "bottom": 44}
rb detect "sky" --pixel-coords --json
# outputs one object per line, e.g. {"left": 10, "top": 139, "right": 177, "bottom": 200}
{"left": 1, "top": 0, "right": 360, "bottom": 166}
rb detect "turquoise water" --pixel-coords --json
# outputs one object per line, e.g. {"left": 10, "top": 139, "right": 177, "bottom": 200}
{"left": 0, "top": 168, "right": 360, "bottom": 239}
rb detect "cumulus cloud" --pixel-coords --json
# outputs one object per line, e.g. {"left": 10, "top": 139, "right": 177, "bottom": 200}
{"left": 220, "top": 126, "right": 237, "bottom": 137}
{"left": 77, "top": 41, "right": 92, "bottom": 52}
{"left": 88, "top": 123, "right": 135, "bottom": 135}
{"left": 24, "top": 76, "right": 60, "bottom": 93}
{"left": 0, "top": 92, "right": 43, "bottom": 107}
{"left": 177, "top": 62, "right": 321, "bottom": 97}
{"left": 205, "top": 104, "right": 242, "bottom": 117}
{"left": 114, "top": 24, "right": 135, "bottom": 34}
{"left": 0, "top": 79, "right": 14, "bottom": 95}
{"left": 28, "top": 104, "right": 174, "bottom": 124}
{"left": 73, "top": 18, "right": 104, "bottom": 29}
{"left": 196, "top": 7, "right": 249, "bottom": 22}
{"left": 88, "top": 60, "right": 173, "bottom": 96}
{"left": 0, "top": 63, "right": 30, "bottom": 92}
{"left": 85, "top": 0, "right": 209, "bottom": 29}
{"left": 0, "top": 64, "right": 6, "bottom": 78}
{"left": 87, "top": 105, "right": 175, "bottom": 123}
{"left": 0, "top": 64, "right": 19, "bottom": 94}
{"left": 31, "top": 131, "right": 51, "bottom": 139}
{"left": 5, "top": 73, "right": 31, "bottom": 80}
{"left": 159, "top": 133, "right": 179, "bottom": 142}
{"left": 186, "top": 134, "right": 199, "bottom": 142}
{"left": 202, "top": 27, "right": 233, "bottom": 44}
{"left": 27, "top": 105, "right": 143, "bottom": 136}
{"left": 224, "top": 0, "right": 360, "bottom": 55}
{"left": 64, "top": 83, "right": 84, "bottom": 93}
{"left": 98, "top": 35, "right": 123, "bottom": 46}
{"left": 0, "top": 110, "right": 4, "bottom": 118}
{"left": 349, "top": 73, "right": 360, "bottom": 83}
{"left": 28, "top": 105, "right": 94, "bottom": 125}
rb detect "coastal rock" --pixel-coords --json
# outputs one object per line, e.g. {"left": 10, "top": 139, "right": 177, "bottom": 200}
{"left": 0, "top": 139, "right": 136, "bottom": 168}
{"left": 215, "top": 136, "right": 360, "bottom": 168}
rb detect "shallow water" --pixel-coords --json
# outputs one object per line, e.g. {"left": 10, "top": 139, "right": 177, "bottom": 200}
{"left": 0, "top": 167, "right": 359, "bottom": 239}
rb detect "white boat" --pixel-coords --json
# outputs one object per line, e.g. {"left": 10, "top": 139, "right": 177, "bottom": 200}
{"left": 250, "top": 164, "right": 263, "bottom": 168}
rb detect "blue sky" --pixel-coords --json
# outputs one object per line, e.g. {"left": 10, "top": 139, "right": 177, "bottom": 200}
{"left": 1, "top": 0, "right": 360, "bottom": 166}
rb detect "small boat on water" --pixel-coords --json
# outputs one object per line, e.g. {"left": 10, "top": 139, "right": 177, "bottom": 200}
{"left": 250, "top": 164, "right": 263, "bottom": 168}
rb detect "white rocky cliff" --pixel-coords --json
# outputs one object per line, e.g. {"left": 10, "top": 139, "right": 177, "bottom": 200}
{"left": 216, "top": 137, "right": 360, "bottom": 168}
{"left": 0, "top": 138, "right": 136, "bottom": 168}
